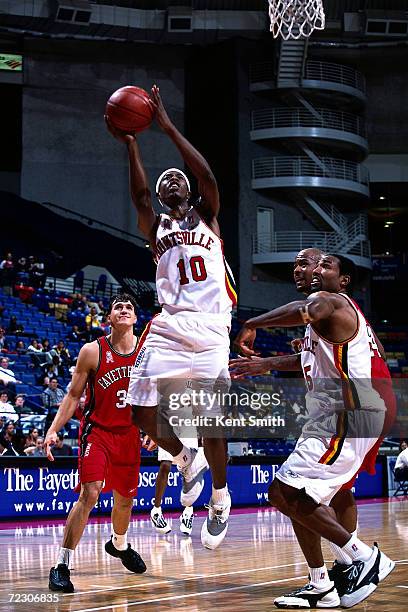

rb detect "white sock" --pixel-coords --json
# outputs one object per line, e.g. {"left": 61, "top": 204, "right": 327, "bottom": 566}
{"left": 112, "top": 530, "right": 127, "bottom": 551}
{"left": 55, "top": 547, "right": 73, "bottom": 568}
{"left": 173, "top": 445, "right": 192, "bottom": 469}
{"left": 182, "top": 505, "right": 193, "bottom": 516}
{"left": 308, "top": 565, "right": 332, "bottom": 589}
{"left": 341, "top": 534, "right": 372, "bottom": 562}
{"left": 212, "top": 485, "right": 229, "bottom": 505}
{"left": 329, "top": 529, "right": 356, "bottom": 565}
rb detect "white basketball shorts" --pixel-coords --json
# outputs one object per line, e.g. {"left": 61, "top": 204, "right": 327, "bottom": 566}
{"left": 127, "top": 310, "right": 230, "bottom": 412}
{"left": 275, "top": 411, "right": 383, "bottom": 505}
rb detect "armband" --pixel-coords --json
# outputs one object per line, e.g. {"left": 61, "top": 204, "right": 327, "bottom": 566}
{"left": 299, "top": 303, "right": 313, "bottom": 324}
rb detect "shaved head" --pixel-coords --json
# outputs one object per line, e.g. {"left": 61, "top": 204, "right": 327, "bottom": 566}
{"left": 293, "top": 248, "right": 324, "bottom": 294}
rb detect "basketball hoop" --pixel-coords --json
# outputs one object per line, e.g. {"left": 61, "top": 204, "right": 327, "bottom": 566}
{"left": 268, "top": 0, "right": 325, "bottom": 40}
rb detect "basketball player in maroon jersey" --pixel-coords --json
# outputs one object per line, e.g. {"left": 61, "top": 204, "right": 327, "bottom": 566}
{"left": 44, "top": 294, "right": 146, "bottom": 593}
{"left": 234, "top": 254, "right": 395, "bottom": 608}
{"left": 106, "top": 85, "right": 236, "bottom": 550}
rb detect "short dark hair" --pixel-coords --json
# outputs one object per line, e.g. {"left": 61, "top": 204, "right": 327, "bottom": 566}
{"left": 50, "top": 377, "right": 58, "bottom": 383}
{"left": 108, "top": 293, "right": 138, "bottom": 314}
{"left": 327, "top": 254, "right": 356, "bottom": 291}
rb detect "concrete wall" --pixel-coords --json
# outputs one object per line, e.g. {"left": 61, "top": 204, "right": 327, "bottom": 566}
{"left": 235, "top": 40, "right": 315, "bottom": 310}
{"left": 20, "top": 39, "right": 186, "bottom": 242}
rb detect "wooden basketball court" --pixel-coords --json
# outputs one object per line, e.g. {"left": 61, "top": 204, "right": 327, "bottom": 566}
{"left": 1, "top": 499, "right": 407, "bottom": 611}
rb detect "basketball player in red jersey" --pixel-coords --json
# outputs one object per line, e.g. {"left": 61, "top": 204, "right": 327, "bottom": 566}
{"left": 106, "top": 85, "right": 236, "bottom": 550}
{"left": 44, "top": 294, "right": 146, "bottom": 593}
{"left": 234, "top": 254, "right": 394, "bottom": 608}
{"left": 230, "top": 249, "right": 395, "bottom": 590}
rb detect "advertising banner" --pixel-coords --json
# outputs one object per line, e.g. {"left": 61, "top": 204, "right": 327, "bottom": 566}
{"left": 0, "top": 458, "right": 385, "bottom": 519}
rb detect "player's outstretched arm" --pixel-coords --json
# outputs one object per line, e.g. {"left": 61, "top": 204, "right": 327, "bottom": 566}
{"left": 150, "top": 85, "right": 220, "bottom": 223}
{"left": 44, "top": 342, "right": 98, "bottom": 461}
{"left": 229, "top": 354, "right": 302, "bottom": 378}
{"left": 105, "top": 117, "right": 156, "bottom": 239}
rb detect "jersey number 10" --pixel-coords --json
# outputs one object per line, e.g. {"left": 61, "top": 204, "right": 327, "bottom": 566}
{"left": 177, "top": 256, "right": 207, "bottom": 285}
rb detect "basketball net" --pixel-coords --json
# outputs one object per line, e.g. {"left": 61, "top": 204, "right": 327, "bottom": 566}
{"left": 268, "top": 0, "right": 325, "bottom": 40}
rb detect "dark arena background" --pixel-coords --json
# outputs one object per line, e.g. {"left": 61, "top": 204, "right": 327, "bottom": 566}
{"left": 0, "top": 1, "right": 407, "bottom": 611}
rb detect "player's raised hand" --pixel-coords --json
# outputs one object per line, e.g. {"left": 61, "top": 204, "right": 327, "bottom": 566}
{"left": 44, "top": 429, "right": 58, "bottom": 461}
{"left": 229, "top": 356, "right": 271, "bottom": 379}
{"left": 104, "top": 115, "right": 135, "bottom": 144}
{"left": 142, "top": 434, "right": 158, "bottom": 452}
{"left": 291, "top": 338, "right": 303, "bottom": 353}
{"left": 149, "top": 84, "right": 173, "bottom": 132}
{"left": 234, "top": 325, "right": 259, "bottom": 357}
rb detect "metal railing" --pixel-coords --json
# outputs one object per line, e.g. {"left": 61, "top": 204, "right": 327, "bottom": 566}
{"left": 252, "top": 156, "right": 369, "bottom": 185}
{"left": 312, "top": 201, "right": 347, "bottom": 230}
{"left": 305, "top": 61, "right": 366, "bottom": 93}
{"left": 250, "top": 60, "right": 366, "bottom": 94}
{"left": 251, "top": 107, "right": 367, "bottom": 138}
{"left": 253, "top": 231, "right": 371, "bottom": 259}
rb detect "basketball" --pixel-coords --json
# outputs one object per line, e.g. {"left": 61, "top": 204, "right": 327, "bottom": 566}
{"left": 105, "top": 86, "right": 154, "bottom": 133}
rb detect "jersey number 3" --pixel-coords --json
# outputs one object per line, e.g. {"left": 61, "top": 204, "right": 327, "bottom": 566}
{"left": 116, "top": 389, "right": 127, "bottom": 409}
{"left": 177, "top": 256, "right": 207, "bottom": 285}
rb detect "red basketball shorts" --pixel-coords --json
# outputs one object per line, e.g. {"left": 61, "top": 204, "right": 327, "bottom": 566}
{"left": 341, "top": 378, "right": 396, "bottom": 490}
{"left": 76, "top": 424, "right": 141, "bottom": 498}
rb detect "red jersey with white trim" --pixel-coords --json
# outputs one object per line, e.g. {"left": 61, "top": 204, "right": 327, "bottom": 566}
{"left": 82, "top": 336, "right": 137, "bottom": 430}
{"left": 154, "top": 208, "right": 236, "bottom": 321}
{"left": 301, "top": 293, "right": 387, "bottom": 420}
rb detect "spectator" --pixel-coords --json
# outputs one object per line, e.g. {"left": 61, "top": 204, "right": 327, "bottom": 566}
{"left": 395, "top": 440, "right": 408, "bottom": 481}
{"left": 42, "top": 355, "right": 64, "bottom": 380}
{"left": 0, "top": 420, "right": 20, "bottom": 456}
{"left": 51, "top": 432, "right": 73, "bottom": 457}
{"left": 85, "top": 306, "right": 101, "bottom": 329}
{"left": 7, "top": 315, "right": 24, "bottom": 335}
{"left": 0, "top": 391, "right": 19, "bottom": 422}
{"left": 14, "top": 394, "right": 31, "bottom": 416}
{"left": 42, "top": 377, "right": 65, "bottom": 430}
{"left": 24, "top": 426, "right": 40, "bottom": 450}
{"left": 0, "top": 328, "right": 9, "bottom": 352}
{"left": 53, "top": 340, "right": 71, "bottom": 366}
{"left": 25, "top": 436, "right": 45, "bottom": 457}
{"left": 41, "top": 338, "right": 53, "bottom": 362}
{"left": 67, "top": 325, "right": 81, "bottom": 342}
{"left": 27, "top": 338, "right": 45, "bottom": 367}
{"left": 0, "top": 252, "right": 14, "bottom": 295}
{"left": 15, "top": 340, "right": 26, "bottom": 355}
{"left": 30, "top": 256, "right": 46, "bottom": 288}
{"left": 0, "top": 356, "right": 22, "bottom": 396}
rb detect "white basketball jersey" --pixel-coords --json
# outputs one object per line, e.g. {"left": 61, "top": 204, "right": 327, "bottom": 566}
{"left": 154, "top": 208, "right": 237, "bottom": 320}
{"left": 301, "top": 293, "right": 386, "bottom": 418}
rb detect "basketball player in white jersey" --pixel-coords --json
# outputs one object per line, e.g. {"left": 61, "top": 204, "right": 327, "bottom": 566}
{"left": 106, "top": 85, "right": 236, "bottom": 550}
{"left": 234, "top": 254, "right": 394, "bottom": 608}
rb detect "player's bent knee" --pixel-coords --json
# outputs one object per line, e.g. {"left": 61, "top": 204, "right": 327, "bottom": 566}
{"left": 80, "top": 483, "right": 102, "bottom": 508}
{"left": 268, "top": 479, "right": 282, "bottom": 508}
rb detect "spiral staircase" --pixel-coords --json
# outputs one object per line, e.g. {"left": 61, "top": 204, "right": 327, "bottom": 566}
{"left": 249, "top": 39, "right": 371, "bottom": 270}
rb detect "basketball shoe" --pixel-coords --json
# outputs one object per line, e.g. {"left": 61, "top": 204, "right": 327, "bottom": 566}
{"left": 339, "top": 544, "right": 382, "bottom": 608}
{"left": 274, "top": 583, "right": 340, "bottom": 608}
{"left": 180, "top": 506, "right": 194, "bottom": 536}
{"left": 150, "top": 506, "right": 171, "bottom": 534}
{"left": 105, "top": 537, "right": 147, "bottom": 573}
{"left": 179, "top": 447, "right": 209, "bottom": 507}
{"left": 49, "top": 564, "right": 74, "bottom": 593}
{"left": 200, "top": 491, "right": 231, "bottom": 550}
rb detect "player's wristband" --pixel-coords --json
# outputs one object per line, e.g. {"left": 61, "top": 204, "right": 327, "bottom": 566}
{"left": 299, "top": 304, "right": 313, "bottom": 324}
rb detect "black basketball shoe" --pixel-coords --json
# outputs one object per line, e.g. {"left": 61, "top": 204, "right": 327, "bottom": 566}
{"left": 339, "top": 544, "right": 381, "bottom": 608}
{"left": 328, "top": 561, "right": 352, "bottom": 597}
{"left": 274, "top": 582, "right": 340, "bottom": 608}
{"left": 49, "top": 563, "right": 74, "bottom": 593}
{"left": 105, "top": 537, "right": 147, "bottom": 573}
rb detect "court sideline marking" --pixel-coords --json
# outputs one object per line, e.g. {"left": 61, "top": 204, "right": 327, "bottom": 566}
{"left": 71, "top": 575, "right": 310, "bottom": 612}
{"left": 65, "top": 560, "right": 309, "bottom": 596}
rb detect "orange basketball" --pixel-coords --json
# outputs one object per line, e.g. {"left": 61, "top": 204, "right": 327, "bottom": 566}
{"left": 105, "top": 86, "right": 154, "bottom": 133}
